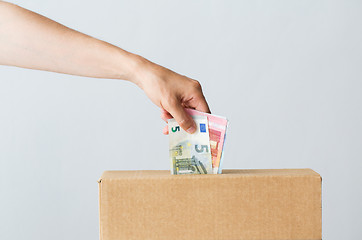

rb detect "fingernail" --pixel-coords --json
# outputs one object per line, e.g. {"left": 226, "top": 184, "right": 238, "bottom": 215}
{"left": 187, "top": 126, "right": 196, "bottom": 134}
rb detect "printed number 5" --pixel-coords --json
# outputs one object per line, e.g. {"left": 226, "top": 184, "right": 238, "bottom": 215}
{"left": 195, "top": 145, "right": 209, "bottom": 153}
{"left": 171, "top": 126, "right": 180, "bottom": 132}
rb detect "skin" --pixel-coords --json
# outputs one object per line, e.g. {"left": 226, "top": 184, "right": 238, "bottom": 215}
{"left": 0, "top": 1, "right": 210, "bottom": 134}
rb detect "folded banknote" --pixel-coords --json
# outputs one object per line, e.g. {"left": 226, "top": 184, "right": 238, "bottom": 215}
{"left": 168, "top": 109, "right": 228, "bottom": 174}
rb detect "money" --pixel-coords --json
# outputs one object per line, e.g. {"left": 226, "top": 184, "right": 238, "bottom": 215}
{"left": 168, "top": 115, "right": 213, "bottom": 175}
{"left": 185, "top": 109, "right": 228, "bottom": 174}
{"left": 168, "top": 109, "right": 228, "bottom": 174}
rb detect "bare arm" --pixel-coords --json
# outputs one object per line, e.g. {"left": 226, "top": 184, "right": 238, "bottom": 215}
{"left": 0, "top": 1, "right": 210, "bottom": 133}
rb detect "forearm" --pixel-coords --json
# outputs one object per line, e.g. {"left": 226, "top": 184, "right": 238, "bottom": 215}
{"left": 0, "top": 1, "right": 143, "bottom": 83}
{"left": 0, "top": 2, "right": 210, "bottom": 133}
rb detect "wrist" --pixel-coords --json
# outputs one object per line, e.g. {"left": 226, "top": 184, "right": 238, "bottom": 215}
{"left": 120, "top": 52, "right": 151, "bottom": 88}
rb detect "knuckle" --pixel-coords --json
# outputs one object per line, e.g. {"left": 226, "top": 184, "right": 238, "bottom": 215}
{"left": 179, "top": 119, "right": 192, "bottom": 129}
{"left": 178, "top": 118, "right": 187, "bottom": 126}
{"left": 191, "top": 80, "right": 202, "bottom": 90}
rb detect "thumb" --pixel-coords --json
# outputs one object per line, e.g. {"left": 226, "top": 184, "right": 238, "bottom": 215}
{"left": 166, "top": 101, "right": 196, "bottom": 134}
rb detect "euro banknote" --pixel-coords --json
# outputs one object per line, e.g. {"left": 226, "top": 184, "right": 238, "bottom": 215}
{"left": 185, "top": 109, "right": 228, "bottom": 174}
{"left": 168, "top": 115, "right": 213, "bottom": 175}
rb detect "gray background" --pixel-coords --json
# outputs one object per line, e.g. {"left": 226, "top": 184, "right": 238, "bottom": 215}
{"left": 0, "top": 0, "right": 361, "bottom": 239}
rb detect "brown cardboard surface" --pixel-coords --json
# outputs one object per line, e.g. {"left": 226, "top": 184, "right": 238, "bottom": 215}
{"left": 99, "top": 169, "right": 322, "bottom": 240}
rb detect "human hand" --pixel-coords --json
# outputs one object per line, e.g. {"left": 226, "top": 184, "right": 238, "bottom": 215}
{"left": 131, "top": 56, "right": 210, "bottom": 134}
{"left": 0, "top": 2, "right": 209, "bottom": 133}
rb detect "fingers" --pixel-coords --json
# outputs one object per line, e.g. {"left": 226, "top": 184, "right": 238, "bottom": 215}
{"left": 195, "top": 95, "right": 211, "bottom": 114}
{"left": 162, "top": 125, "right": 169, "bottom": 135}
{"left": 160, "top": 108, "right": 173, "bottom": 123}
{"left": 192, "top": 81, "right": 211, "bottom": 113}
{"left": 160, "top": 79, "right": 209, "bottom": 134}
{"left": 161, "top": 109, "right": 170, "bottom": 135}
{"left": 165, "top": 100, "right": 196, "bottom": 134}
{"left": 184, "top": 80, "right": 211, "bottom": 114}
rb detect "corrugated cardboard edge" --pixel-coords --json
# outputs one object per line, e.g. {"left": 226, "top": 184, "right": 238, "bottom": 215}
{"left": 320, "top": 172, "right": 323, "bottom": 240}
{"left": 307, "top": 168, "right": 323, "bottom": 240}
{"left": 98, "top": 178, "right": 103, "bottom": 240}
{"left": 100, "top": 168, "right": 321, "bottom": 179}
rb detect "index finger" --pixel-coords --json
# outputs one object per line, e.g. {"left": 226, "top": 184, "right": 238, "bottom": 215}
{"left": 195, "top": 94, "right": 211, "bottom": 114}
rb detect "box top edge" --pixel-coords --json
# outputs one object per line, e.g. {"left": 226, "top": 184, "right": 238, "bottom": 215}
{"left": 99, "top": 168, "right": 320, "bottom": 181}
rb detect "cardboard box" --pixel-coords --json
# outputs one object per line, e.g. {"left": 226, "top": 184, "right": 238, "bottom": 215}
{"left": 98, "top": 169, "right": 321, "bottom": 240}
